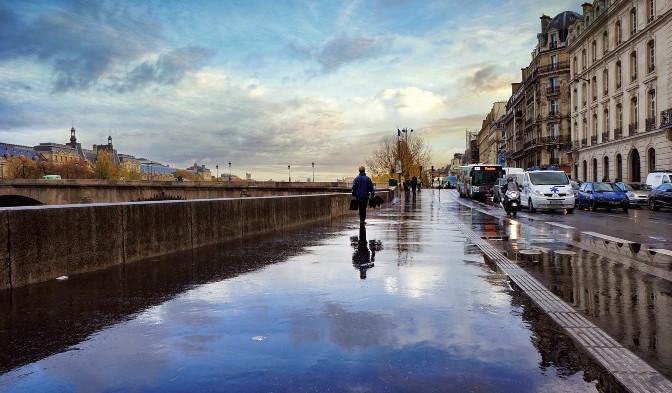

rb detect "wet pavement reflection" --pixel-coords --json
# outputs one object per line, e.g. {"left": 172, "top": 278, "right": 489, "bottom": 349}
{"left": 0, "top": 190, "right": 624, "bottom": 392}
{"left": 454, "top": 194, "right": 672, "bottom": 381}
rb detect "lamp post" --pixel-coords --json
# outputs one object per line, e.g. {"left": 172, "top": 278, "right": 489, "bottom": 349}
{"left": 312, "top": 162, "right": 314, "bottom": 182}
{"left": 228, "top": 161, "right": 231, "bottom": 181}
{"left": 216, "top": 164, "right": 218, "bottom": 179}
{"left": 288, "top": 165, "right": 291, "bottom": 182}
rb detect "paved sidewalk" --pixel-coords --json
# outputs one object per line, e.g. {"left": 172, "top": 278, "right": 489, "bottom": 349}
{"left": 0, "top": 189, "right": 648, "bottom": 392}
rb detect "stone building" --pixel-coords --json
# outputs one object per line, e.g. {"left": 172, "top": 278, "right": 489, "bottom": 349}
{"left": 505, "top": 11, "right": 581, "bottom": 171}
{"left": 477, "top": 102, "right": 507, "bottom": 165}
{"left": 568, "top": 0, "right": 672, "bottom": 182}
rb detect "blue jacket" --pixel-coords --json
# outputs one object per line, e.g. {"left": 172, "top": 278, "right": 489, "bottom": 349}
{"left": 352, "top": 173, "right": 374, "bottom": 201}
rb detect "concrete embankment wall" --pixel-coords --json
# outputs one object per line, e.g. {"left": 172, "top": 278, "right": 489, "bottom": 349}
{"left": 0, "top": 192, "right": 378, "bottom": 290}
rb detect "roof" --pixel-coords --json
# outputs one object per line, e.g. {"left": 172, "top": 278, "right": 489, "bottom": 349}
{"left": 0, "top": 143, "right": 43, "bottom": 160}
{"left": 546, "top": 11, "right": 582, "bottom": 34}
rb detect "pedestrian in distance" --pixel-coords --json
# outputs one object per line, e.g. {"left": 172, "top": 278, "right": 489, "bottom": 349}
{"left": 410, "top": 176, "right": 418, "bottom": 199}
{"left": 351, "top": 166, "right": 375, "bottom": 225}
{"left": 403, "top": 178, "right": 411, "bottom": 200}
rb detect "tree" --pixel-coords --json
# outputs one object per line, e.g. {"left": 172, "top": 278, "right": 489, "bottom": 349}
{"left": 5, "top": 156, "right": 40, "bottom": 179}
{"left": 93, "top": 151, "right": 118, "bottom": 179}
{"left": 366, "top": 134, "right": 431, "bottom": 181}
{"left": 173, "top": 169, "right": 197, "bottom": 181}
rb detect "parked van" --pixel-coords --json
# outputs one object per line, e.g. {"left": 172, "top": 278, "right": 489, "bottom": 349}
{"left": 520, "top": 170, "right": 574, "bottom": 213}
{"left": 645, "top": 171, "right": 672, "bottom": 189}
{"left": 42, "top": 174, "right": 62, "bottom": 180}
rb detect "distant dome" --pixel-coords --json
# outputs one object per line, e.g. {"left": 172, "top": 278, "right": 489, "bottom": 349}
{"left": 546, "top": 11, "right": 582, "bottom": 33}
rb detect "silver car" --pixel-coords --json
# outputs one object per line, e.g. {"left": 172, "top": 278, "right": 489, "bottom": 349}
{"left": 614, "top": 182, "right": 652, "bottom": 207}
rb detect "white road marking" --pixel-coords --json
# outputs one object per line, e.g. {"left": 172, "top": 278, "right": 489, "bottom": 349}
{"left": 648, "top": 248, "right": 672, "bottom": 257}
{"left": 582, "top": 231, "right": 633, "bottom": 244}
{"left": 546, "top": 222, "right": 575, "bottom": 229}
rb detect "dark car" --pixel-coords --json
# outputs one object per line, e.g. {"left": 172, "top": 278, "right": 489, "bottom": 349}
{"left": 614, "top": 182, "right": 652, "bottom": 207}
{"left": 576, "top": 182, "right": 629, "bottom": 212}
{"left": 649, "top": 183, "right": 672, "bottom": 211}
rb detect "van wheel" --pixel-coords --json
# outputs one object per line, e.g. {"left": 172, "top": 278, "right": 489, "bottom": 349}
{"left": 528, "top": 199, "right": 536, "bottom": 213}
{"left": 567, "top": 208, "right": 574, "bottom": 214}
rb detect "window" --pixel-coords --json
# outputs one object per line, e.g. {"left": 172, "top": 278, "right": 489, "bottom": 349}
{"left": 573, "top": 88, "right": 578, "bottom": 110}
{"left": 631, "top": 97, "right": 639, "bottom": 126}
{"left": 592, "top": 114, "right": 598, "bottom": 139}
{"left": 550, "top": 123, "right": 559, "bottom": 137}
{"left": 583, "top": 160, "right": 588, "bottom": 182}
{"left": 551, "top": 98, "right": 560, "bottom": 115}
{"left": 550, "top": 148, "right": 560, "bottom": 165}
{"left": 549, "top": 77, "right": 559, "bottom": 93}
{"left": 582, "top": 83, "right": 587, "bottom": 106}
{"left": 550, "top": 34, "right": 558, "bottom": 48}
{"left": 648, "top": 89, "right": 656, "bottom": 125}
{"left": 630, "top": 8, "right": 638, "bottom": 34}
{"left": 592, "top": 76, "right": 597, "bottom": 100}
{"left": 603, "top": 109, "right": 610, "bottom": 136}
{"left": 604, "top": 157, "right": 610, "bottom": 180}
{"left": 573, "top": 56, "right": 578, "bottom": 75}
{"left": 593, "top": 158, "right": 598, "bottom": 181}
{"left": 648, "top": 148, "right": 656, "bottom": 172}
{"left": 592, "top": 40, "right": 597, "bottom": 62}
{"left": 648, "top": 0, "right": 655, "bottom": 21}
{"left": 550, "top": 55, "right": 558, "bottom": 70}
{"left": 617, "top": 103, "right": 623, "bottom": 129}
{"left": 630, "top": 51, "right": 638, "bottom": 81}
{"left": 603, "top": 69, "right": 609, "bottom": 94}
{"left": 582, "top": 49, "right": 587, "bottom": 70}
{"left": 616, "top": 20, "right": 622, "bottom": 45}
{"left": 602, "top": 31, "right": 608, "bottom": 54}
{"left": 616, "top": 154, "right": 623, "bottom": 180}
{"left": 616, "top": 61, "right": 622, "bottom": 88}
{"left": 647, "top": 40, "right": 655, "bottom": 72}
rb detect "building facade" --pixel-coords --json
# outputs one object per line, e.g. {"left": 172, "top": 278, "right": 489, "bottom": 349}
{"left": 568, "top": 0, "right": 672, "bottom": 182}
{"left": 477, "top": 102, "right": 507, "bottom": 165}
{"left": 505, "top": 12, "right": 580, "bottom": 172}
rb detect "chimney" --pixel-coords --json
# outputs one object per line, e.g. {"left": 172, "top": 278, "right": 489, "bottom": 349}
{"left": 511, "top": 83, "right": 521, "bottom": 95}
{"left": 540, "top": 14, "right": 551, "bottom": 32}
{"left": 582, "top": 2, "right": 593, "bottom": 14}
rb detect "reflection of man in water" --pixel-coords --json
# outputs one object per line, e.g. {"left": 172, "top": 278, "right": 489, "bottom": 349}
{"left": 351, "top": 225, "right": 375, "bottom": 279}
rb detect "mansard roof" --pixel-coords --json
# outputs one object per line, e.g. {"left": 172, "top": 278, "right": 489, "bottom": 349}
{"left": 546, "top": 11, "right": 582, "bottom": 35}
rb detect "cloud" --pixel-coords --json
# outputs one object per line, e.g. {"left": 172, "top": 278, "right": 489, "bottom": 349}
{"left": 110, "top": 46, "right": 214, "bottom": 93}
{"left": 0, "top": 2, "right": 164, "bottom": 93}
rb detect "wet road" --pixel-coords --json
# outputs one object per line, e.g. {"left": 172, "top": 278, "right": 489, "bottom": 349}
{"left": 3, "top": 189, "right": 670, "bottom": 391}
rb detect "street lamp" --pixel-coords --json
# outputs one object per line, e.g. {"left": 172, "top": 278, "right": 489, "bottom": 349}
{"left": 228, "top": 161, "right": 231, "bottom": 181}
{"left": 288, "top": 165, "right": 291, "bottom": 182}
{"left": 216, "top": 164, "right": 218, "bottom": 179}
{"left": 312, "top": 162, "right": 315, "bottom": 182}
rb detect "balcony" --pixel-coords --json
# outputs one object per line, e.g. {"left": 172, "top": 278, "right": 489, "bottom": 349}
{"left": 538, "top": 134, "right": 570, "bottom": 145}
{"left": 550, "top": 158, "right": 560, "bottom": 165}
{"left": 614, "top": 127, "right": 623, "bottom": 139}
{"left": 547, "top": 111, "right": 561, "bottom": 119}
{"left": 601, "top": 131, "right": 610, "bottom": 142}
{"left": 538, "top": 61, "right": 568, "bottom": 73}
{"left": 581, "top": 138, "right": 587, "bottom": 147}
{"left": 562, "top": 142, "right": 574, "bottom": 152}
{"left": 645, "top": 117, "right": 657, "bottom": 131}
{"left": 546, "top": 86, "right": 560, "bottom": 95}
{"left": 628, "top": 122, "right": 638, "bottom": 135}
{"left": 591, "top": 135, "right": 598, "bottom": 145}
{"left": 661, "top": 108, "right": 672, "bottom": 128}
{"left": 549, "top": 42, "right": 558, "bottom": 49}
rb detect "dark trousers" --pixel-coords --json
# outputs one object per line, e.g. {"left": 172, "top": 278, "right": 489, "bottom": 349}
{"left": 358, "top": 199, "right": 368, "bottom": 222}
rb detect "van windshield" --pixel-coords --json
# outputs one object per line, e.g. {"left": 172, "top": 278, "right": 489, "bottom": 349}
{"left": 528, "top": 171, "right": 569, "bottom": 185}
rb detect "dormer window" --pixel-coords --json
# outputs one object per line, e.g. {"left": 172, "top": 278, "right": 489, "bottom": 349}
{"left": 550, "top": 33, "right": 557, "bottom": 48}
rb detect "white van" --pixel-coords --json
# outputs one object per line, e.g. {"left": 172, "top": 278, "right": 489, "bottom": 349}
{"left": 42, "top": 174, "right": 62, "bottom": 180}
{"left": 520, "top": 170, "right": 575, "bottom": 213}
{"left": 645, "top": 172, "right": 672, "bottom": 189}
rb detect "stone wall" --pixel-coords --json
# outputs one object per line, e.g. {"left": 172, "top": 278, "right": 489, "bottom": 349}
{"left": 0, "top": 192, "right": 376, "bottom": 290}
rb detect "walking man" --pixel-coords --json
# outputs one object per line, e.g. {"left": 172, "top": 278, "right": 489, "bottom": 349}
{"left": 352, "top": 166, "right": 375, "bottom": 225}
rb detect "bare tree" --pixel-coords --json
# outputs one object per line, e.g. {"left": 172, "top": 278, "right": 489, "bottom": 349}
{"left": 366, "top": 134, "right": 432, "bottom": 181}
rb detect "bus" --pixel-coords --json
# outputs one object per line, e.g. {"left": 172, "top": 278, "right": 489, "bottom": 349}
{"left": 455, "top": 164, "right": 504, "bottom": 199}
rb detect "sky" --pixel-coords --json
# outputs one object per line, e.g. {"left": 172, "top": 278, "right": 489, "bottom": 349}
{"left": 0, "top": 0, "right": 579, "bottom": 181}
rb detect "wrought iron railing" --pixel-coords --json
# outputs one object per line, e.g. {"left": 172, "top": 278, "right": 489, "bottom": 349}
{"left": 547, "top": 86, "right": 560, "bottom": 94}
{"left": 660, "top": 109, "right": 672, "bottom": 128}
{"left": 581, "top": 138, "right": 587, "bottom": 147}
{"left": 591, "top": 135, "right": 598, "bottom": 144}
{"left": 614, "top": 127, "right": 623, "bottom": 139}
{"left": 601, "top": 131, "right": 610, "bottom": 142}
{"left": 628, "top": 122, "right": 638, "bottom": 135}
{"left": 645, "top": 117, "right": 656, "bottom": 131}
